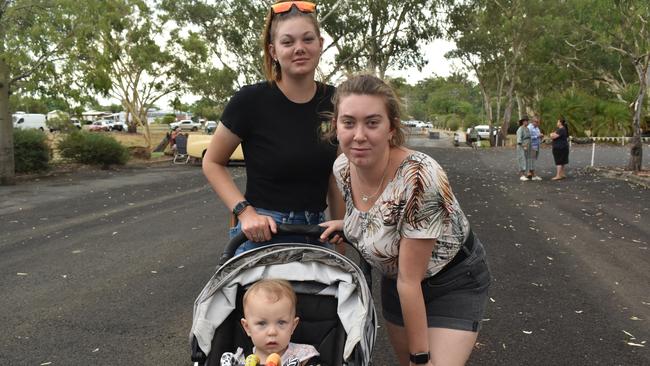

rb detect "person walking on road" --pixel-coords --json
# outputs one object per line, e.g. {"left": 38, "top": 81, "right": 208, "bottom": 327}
{"left": 202, "top": 1, "right": 343, "bottom": 254}
{"left": 550, "top": 118, "right": 570, "bottom": 180}
{"left": 516, "top": 117, "right": 532, "bottom": 181}
{"left": 468, "top": 127, "right": 479, "bottom": 150}
{"left": 527, "top": 118, "right": 544, "bottom": 180}
{"left": 320, "top": 75, "right": 491, "bottom": 366}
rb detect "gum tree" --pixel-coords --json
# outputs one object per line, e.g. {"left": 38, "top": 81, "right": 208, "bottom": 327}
{"left": 0, "top": 0, "right": 97, "bottom": 185}
{"left": 565, "top": 0, "right": 648, "bottom": 171}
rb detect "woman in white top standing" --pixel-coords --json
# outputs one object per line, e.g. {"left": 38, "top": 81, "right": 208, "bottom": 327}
{"left": 320, "top": 75, "right": 491, "bottom": 366}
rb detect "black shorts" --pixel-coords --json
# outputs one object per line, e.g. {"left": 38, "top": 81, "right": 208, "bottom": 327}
{"left": 381, "top": 232, "right": 491, "bottom": 332}
{"left": 552, "top": 147, "right": 569, "bottom": 165}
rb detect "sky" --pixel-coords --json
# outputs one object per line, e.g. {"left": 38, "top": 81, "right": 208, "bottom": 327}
{"left": 387, "top": 39, "right": 460, "bottom": 84}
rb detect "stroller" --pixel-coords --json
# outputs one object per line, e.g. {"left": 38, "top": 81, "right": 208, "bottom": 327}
{"left": 190, "top": 225, "right": 376, "bottom": 366}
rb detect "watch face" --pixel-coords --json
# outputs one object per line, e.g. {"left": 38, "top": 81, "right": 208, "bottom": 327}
{"left": 410, "top": 352, "right": 430, "bottom": 364}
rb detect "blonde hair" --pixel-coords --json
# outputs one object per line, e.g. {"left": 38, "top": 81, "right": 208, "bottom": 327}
{"left": 261, "top": 1, "right": 322, "bottom": 82}
{"left": 329, "top": 74, "right": 406, "bottom": 147}
{"left": 243, "top": 279, "right": 297, "bottom": 316}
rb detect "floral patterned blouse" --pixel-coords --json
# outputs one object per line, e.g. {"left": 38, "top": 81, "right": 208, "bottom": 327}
{"left": 334, "top": 151, "right": 471, "bottom": 278}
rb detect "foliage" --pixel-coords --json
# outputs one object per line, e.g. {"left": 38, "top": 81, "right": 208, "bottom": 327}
{"left": 13, "top": 128, "right": 50, "bottom": 173}
{"left": 160, "top": 0, "right": 441, "bottom": 82}
{"left": 78, "top": 0, "right": 184, "bottom": 147}
{"left": 160, "top": 115, "right": 176, "bottom": 125}
{"left": 1, "top": 0, "right": 100, "bottom": 184}
{"left": 46, "top": 115, "right": 76, "bottom": 133}
{"left": 57, "top": 131, "right": 129, "bottom": 167}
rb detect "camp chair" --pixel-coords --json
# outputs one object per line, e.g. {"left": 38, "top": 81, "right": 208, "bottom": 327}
{"left": 173, "top": 133, "right": 190, "bottom": 164}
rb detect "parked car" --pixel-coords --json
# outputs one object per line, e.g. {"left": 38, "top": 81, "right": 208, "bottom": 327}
{"left": 71, "top": 118, "right": 82, "bottom": 129}
{"left": 170, "top": 119, "right": 202, "bottom": 131}
{"left": 187, "top": 134, "right": 244, "bottom": 163}
{"left": 469, "top": 125, "right": 500, "bottom": 139}
{"left": 204, "top": 121, "right": 217, "bottom": 134}
{"left": 89, "top": 119, "right": 113, "bottom": 132}
{"left": 111, "top": 120, "right": 125, "bottom": 131}
{"left": 12, "top": 113, "right": 47, "bottom": 131}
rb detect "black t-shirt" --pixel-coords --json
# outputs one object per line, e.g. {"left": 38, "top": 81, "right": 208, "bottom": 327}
{"left": 221, "top": 81, "right": 337, "bottom": 212}
{"left": 552, "top": 127, "right": 569, "bottom": 149}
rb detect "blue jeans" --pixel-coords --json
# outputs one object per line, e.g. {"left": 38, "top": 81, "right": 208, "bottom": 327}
{"left": 230, "top": 207, "right": 329, "bottom": 255}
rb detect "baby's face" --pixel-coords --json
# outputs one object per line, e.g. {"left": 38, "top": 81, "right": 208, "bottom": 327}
{"left": 241, "top": 295, "right": 299, "bottom": 360}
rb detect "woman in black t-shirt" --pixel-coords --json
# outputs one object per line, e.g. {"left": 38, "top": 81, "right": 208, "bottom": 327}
{"left": 202, "top": 1, "right": 343, "bottom": 254}
{"left": 550, "top": 118, "right": 570, "bottom": 180}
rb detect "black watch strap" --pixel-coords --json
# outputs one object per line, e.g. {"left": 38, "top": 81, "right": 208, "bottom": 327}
{"left": 409, "top": 351, "right": 430, "bottom": 364}
{"left": 232, "top": 200, "right": 251, "bottom": 216}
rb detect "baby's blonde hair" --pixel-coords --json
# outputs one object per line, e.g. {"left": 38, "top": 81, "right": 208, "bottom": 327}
{"left": 243, "top": 279, "right": 297, "bottom": 316}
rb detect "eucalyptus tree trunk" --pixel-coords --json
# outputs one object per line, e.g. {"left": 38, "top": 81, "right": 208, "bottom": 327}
{"left": 626, "top": 59, "right": 648, "bottom": 172}
{"left": 500, "top": 73, "right": 516, "bottom": 147}
{"left": 0, "top": 50, "right": 15, "bottom": 185}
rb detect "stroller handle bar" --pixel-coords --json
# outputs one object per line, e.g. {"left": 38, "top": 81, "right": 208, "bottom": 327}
{"left": 219, "top": 224, "right": 349, "bottom": 265}
{"left": 218, "top": 224, "right": 372, "bottom": 300}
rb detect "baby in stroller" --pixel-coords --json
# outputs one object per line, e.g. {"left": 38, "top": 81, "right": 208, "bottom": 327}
{"left": 191, "top": 226, "right": 375, "bottom": 366}
{"left": 222, "top": 279, "right": 322, "bottom": 366}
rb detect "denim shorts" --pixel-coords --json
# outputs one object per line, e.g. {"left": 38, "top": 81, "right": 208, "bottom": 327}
{"left": 231, "top": 207, "right": 329, "bottom": 256}
{"left": 380, "top": 234, "right": 491, "bottom": 332}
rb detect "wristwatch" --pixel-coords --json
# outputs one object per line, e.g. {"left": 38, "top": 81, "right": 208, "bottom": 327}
{"left": 409, "top": 352, "right": 430, "bottom": 364}
{"left": 232, "top": 200, "right": 251, "bottom": 216}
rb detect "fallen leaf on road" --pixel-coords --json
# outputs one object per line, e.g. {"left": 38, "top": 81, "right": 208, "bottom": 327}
{"left": 72, "top": 250, "right": 82, "bottom": 254}
{"left": 630, "top": 316, "right": 642, "bottom": 321}
{"left": 92, "top": 348, "right": 100, "bottom": 352}
{"left": 40, "top": 363, "right": 52, "bottom": 366}
{"left": 574, "top": 310, "right": 583, "bottom": 314}
{"left": 151, "top": 271, "right": 157, "bottom": 274}
{"left": 626, "top": 342, "right": 645, "bottom": 347}
{"left": 622, "top": 330, "right": 635, "bottom": 338}
{"left": 112, "top": 231, "right": 118, "bottom": 236}
{"left": 523, "top": 330, "right": 533, "bottom": 334}
{"left": 490, "top": 297, "right": 496, "bottom": 303}
{"left": 17, "top": 273, "right": 28, "bottom": 276}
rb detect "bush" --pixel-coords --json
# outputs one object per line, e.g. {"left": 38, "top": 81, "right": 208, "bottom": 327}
{"left": 13, "top": 128, "right": 50, "bottom": 173}
{"left": 57, "top": 131, "right": 129, "bottom": 167}
{"left": 46, "top": 116, "right": 76, "bottom": 133}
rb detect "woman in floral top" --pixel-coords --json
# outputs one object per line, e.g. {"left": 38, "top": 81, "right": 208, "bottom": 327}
{"left": 320, "top": 75, "right": 490, "bottom": 366}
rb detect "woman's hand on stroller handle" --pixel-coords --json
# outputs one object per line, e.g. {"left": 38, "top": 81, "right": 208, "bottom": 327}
{"left": 239, "top": 209, "right": 277, "bottom": 242}
{"left": 319, "top": 220, "right": 345, "bottom": 245}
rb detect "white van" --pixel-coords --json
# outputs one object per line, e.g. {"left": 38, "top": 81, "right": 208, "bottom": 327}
{"left": 12, "top": 113, "right": 47, "bottom": 131}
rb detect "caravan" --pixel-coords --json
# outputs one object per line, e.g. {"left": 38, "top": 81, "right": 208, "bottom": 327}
{"left": 12, "top": 113, "right": 47, "bottom": 131}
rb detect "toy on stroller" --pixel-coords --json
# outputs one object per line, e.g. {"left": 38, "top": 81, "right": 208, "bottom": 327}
{"left": 190, "top": 225, "right": 376, "bottom": 366}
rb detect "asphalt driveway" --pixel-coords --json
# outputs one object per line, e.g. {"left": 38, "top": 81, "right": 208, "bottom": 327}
{"left": 0, "top": 140, "right": 648, "bottom": 365}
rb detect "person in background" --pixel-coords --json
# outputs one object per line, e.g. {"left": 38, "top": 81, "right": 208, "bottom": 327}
{"left": 550, "top": 118, "right": 570, "bottom": 180}
{"left": 527, "top": 117, "right": 544, "bottom": 180}
{"left": 202, "top": 1, "right": 343, "bottom": 254}
{"left": 468, "top": 127, "right": 479, "bottom": 150}
{"left": 516, "top": 117, "right": 532, "bottom": 181}
{"left": 320, "top": 75, "right": 490, "bottom": 366}
{"left": 170, "top": 126, "right": 182, "bottom": 152}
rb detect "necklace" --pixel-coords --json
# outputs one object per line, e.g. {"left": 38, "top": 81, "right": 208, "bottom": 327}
{"left": 357, "top": 153, "right": 391, "bottom": 203}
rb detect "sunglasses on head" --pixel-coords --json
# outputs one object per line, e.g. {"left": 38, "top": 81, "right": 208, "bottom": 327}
{"left": 271, "top": 1, "right": 316, "bottom": 15}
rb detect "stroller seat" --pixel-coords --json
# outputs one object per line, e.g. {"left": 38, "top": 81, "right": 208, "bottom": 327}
{"left": 205, "top": 282, "right": 346, "bottom": 366}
